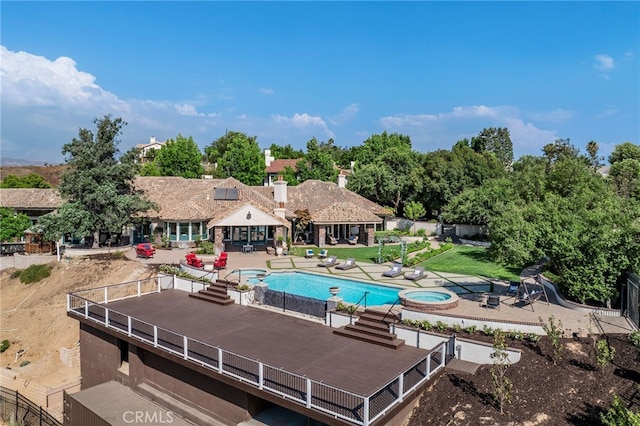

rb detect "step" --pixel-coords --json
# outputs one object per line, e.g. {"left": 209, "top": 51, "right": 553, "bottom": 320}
{"left": 333, "top": 328, "right": 405, "bottom": 349}
{"left": 344, "top": 324, "right": 397, "bottom": 341}
{"left": 354, "top": 318, "right": 391, "bottom": 332}
{"left": 360, "top": 309, "right": 401, "bottom": 324}
{"left": 188, "top": 292, "right": 234, "bottom": 306}
{"left": 199, "top": 288, "right": 228, "bottom": 297}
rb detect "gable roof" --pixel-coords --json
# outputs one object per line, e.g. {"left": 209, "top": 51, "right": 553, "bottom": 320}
{"left": 286, "top": 180, "right": 392, "bottom": 224}
{"left": 0, "top": 189, "right": 63, "bottom": 209}
{"left": 265, "top": 159, "right": 300, "bottom": 173}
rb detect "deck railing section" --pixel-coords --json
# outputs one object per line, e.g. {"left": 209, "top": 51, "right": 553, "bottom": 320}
{"left": 67, "top": 282, "right": 446, "bottom": 426}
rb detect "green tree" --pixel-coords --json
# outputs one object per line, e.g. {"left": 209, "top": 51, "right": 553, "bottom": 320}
{"left": 442, "top": 178, "right": 514, "bottom": 225}
{"left": 37, "top": 116, "right": 156, "bottom": 247}
{"left": 585, "top": 141, "right": 604, "bottom": 170}
{"left": 609, "top": 158, "right": 640, "bottom": 200}
{"left": 540, "top": 315, "right": 564, "bottom": 365}
{"left": 490, "top": 330, "right": 512, "bottom": 414}
{"left": 279, "top": 166, "right": 298, "bottom": 186}
{"left": 542, "top": 138, "right": 580, "bottom": 166}
{"left": 268, "top": 143, "right": 304, "bottom": 159}
{"left": 471, "top": 127, "right": 514, "bottom": 168}
{"left": 139, "top": 161, "right": 162, "bottom": 177}
{"left": 608, "top": 142, "right": 640, "bottom": 165}
{"left": 601, "top": 394, "right": 640, "bottom": 426}
{"left": 296, "top": 138, "right": 338, "bottom": 183}
{"left": 403, "top": 201, "right": 426, "bottom": 234}
{"left": 350, "top": 131, "right": 412, "bottom": 166}
{"left": 1, "top": 173, "right": 51, "bottom": 188}
{"left": 154, "top": 134, "right": 204, "bottom": 178}
{"left": 216, "top": 132, "right": 265, "bottom": 185}
{"left": 0, "top": 208, "right": 31, "bottom": 242}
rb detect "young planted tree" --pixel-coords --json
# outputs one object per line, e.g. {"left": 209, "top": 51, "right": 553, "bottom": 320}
{"left": 490, "top": 330, "right": 512, "bottom": 414}
{"left": 293, "top": 209, "right": 312, "bottom": 243}
{"left": 37, "top": 116, "right": 156, "bottom": 247}
{"left": 539, "top": 315, "right": 564, "bottom": 365}
{"left": 403, "top": 201, "right": 426, "bottom": 234}
{"left": 0, "top": 208, "right": 31, "bottom": 242}
{"left": 596, "top": 339, "right": 616, "bottom": 371}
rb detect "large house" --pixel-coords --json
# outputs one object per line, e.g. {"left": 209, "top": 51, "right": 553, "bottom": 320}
{"left": 0, "top": 175, "right": 391, "bottom": 250}
{"left": 135, "top": 136, "right": 167, "bottom": 163}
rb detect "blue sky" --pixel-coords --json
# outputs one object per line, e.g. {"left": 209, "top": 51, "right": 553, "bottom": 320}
{"left": 1, "top": 1, "right": 638, "bottom": 165}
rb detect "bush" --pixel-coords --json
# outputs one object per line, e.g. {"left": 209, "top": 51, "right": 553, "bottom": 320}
{"left": 540, "top": 315, "right": 564, "bottom": 365}
{"left": 19, "top": 264, "right": 52, "bottom": 284}
{"left": 406, "top": 243, "right": 454, "bottom": 266}
{"left": 159, "top": 264, "right": 212, "bottom": 283}
{"left": 630, "top": 331, "right": 640, "bottom": 348}
{"left": 196, "top": 241, "right": 215, "bottom": 255}
{"left": 0, "top": 340, "right": 10, "bottom": 353}
{"left": 435, "top": 321, "right": 448, "bottom": 333}
{"left": 464, "top": 325, "right": 477, "bottom": 334}
{"left": 596, "top": 339, "right": 616, "bottom": 370}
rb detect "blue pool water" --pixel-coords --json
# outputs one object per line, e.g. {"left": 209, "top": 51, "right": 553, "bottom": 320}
{"left": 404, "top": 290, "right": 451, "bottom": 302}
{"left": 248, "top": 271, "right": 401, "bottom": 305}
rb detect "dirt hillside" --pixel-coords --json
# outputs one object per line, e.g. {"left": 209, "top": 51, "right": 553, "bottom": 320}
{"left": 0, "top": 256, "right": 154, "bottom": 389}
{"left": 0, "top": 165, "right": 66, "bottom": 187}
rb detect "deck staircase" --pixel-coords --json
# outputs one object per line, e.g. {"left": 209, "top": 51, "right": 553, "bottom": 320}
{"left": 332, "top": 308, "right": 405, "bottom": 349}
{"left": 188, "top": 280, "right": 234, "bottom": 306}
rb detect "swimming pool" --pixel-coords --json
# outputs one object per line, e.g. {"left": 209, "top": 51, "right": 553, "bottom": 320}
{"left": 248, "top": 271, "right": 401, "bottom": 306}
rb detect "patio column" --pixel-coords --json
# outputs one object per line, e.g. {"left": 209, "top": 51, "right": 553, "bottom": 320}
{"left": 317, "top": 226, "right": 326, "bottom": 248}
{"left": 214, "top": 227, "right": 224, "bottom": 252}
{"left": 366, "top": 225, "right": 375, "bottom": 247}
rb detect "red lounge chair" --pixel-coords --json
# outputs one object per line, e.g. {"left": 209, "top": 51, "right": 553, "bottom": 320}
{"left": 136, "top": 243, "right": 155, "bottom": 258}
{"left": 214, "top": 252, "right": 228, "bottom": 270}
{"left": 185, "top": 252, "right": 204, "bottom": 268}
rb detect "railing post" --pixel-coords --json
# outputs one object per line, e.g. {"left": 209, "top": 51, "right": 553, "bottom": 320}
{"left": 157, "top": 278, "right": 161, "bottom": 293}
{"left": 426, "top": 354, "right": 431, "bottom": 378}
{"left": 183, "top": 336, "right": 188, "bottom": 359}
{"left": 137, "top": 281, "right": 141, "bottom": 297}
{"left": 84, "top": 300, "right": 89, "bottom": 319}
{"left": 153, "top": 325, "right": 158, "bottom": 347}
{"left": 398, "top": 372, "right": 404, "bottom": 402}
{"left": 306, "top": 378, "right": 312, "bottom": 408}
{"left": 258, "top": 362, "right": 264, "bottom": 390}
{"left": 440, "top": 343, "right": 446, "bottom": 367}
{"left": 66, "top": 294, "right": 70, "bottom": 312}
{"left": 105, "top": 308, "right": 109, "bottom": 328}
{"left": 217, "top": 348, "right": 223, "bottom": 373}
{"left": 363, "top": 396, "right": 370, "bottom": 426}
{"left": 128, "top": 316, "right": 132, "bottom": 336}
{"left": 104, "top": 287, "right": 108, "bottom": 304}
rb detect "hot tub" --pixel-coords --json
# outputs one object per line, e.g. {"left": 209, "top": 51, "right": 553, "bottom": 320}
{"left": 399, "top": 289, "right": 459, "bottom": 311}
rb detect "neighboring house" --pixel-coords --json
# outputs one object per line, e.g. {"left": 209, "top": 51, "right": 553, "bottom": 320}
{"left": 0, "top": 176, "right": 391, "bottom": 250}
{"left": 0, "top": 188, "right": 62, "bottom": 225}
{"left": 263, "top": 149, "right": 301, "bottom": 186}
{"left": 135, "top": 136, "right": 166, "bottom": 163}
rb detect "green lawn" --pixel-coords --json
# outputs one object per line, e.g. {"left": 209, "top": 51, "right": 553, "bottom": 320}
{"left": 290, "top": 244, "right": 522, "bottom": 281}
{"left": 420, "top": 245, "right": 521, "bottom": 281}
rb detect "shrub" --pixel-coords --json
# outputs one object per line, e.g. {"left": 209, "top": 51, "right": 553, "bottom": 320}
{"left": 19, "top": 264, "right": 52, "bottom": 284}
{"left": 406, "top": 243, "right": 454, "bottom": 266}
{"left": 19, "top": 360, "right": 30, "bottom": 367}
{"left": 482, "top": 325, "right": 495, "bottom": 336}
{"left": 464, "top": 325, "right": 477, "bottom": 334}
{"left": 540, "top": 315, "right": 564, "bottom": 365}
{"left": 490, "top": 330, "right": 512, "bottom": 414}
{"left": 0, "top": 340, "right": 10, "bottom": 353}
{"left": 630, "top": 331, "right": 640, "bottom": 348}
{"left": 596, "top": 339, "right": 616, "bottom": 370}
{"left": 420, "top": 320, "right": 433, "bottom": 331}
{"left": 159, "top": 264, "right": 212, "bottom": 283}
{"left": 416, "top": 228, "right": 426, "bottom": 237}
{"left": 601, "top": 394, "right": 640, "bottom": 426}
{"left": 196, "top": 241, "right": 215, "bottom": 255}
{"left": 435, "top": 321, "right": 448, "bottom": 333}
{"left": 525, "top": 333, "right": 541, "bottom": 343}
{"left": 10, "top": 270, "right": 21, "bottom": 279}
{"left": 112, "top": 250, "right": 125, "bottom": 259}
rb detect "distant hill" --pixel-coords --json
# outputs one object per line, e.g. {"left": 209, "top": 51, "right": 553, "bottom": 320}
{"left": 0, "top": 158, "right": 51, "bottom": 167}
{"left": 0, "top": 165, "right": 67, "bottom": 187}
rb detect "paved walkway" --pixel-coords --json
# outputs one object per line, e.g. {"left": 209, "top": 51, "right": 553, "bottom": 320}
{"left": 5, "top": 245, "right": 635, "bottom": 334}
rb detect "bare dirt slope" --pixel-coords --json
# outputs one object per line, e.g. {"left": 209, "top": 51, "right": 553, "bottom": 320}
{"left": 0, "top": 165, "right": 66, "bottom": 187}
{"left": 0, "top": 256, "right": 154, "bottom": 388}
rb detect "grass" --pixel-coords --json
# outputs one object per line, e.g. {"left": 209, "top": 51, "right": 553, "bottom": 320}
{"left": 290, "top": 243, "right": 522, "bottom": 281}
{"left": 420, "top": 245, "right": 521, "bottom": 281}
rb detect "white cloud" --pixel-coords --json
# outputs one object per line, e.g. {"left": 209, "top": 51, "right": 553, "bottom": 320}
{"left": 330, "top": 103, "right": 360, "bottom": 125}
{"left": 528, "top": 109, "right": 574, "bottom": 123}
{"left": 258, "top": 88, "right": 274, "bottom": 95}
{"left": 379, "top": 105, "right": 558, "bottom": 156}
{"left": 174, "top": 104, "right": 202, "bottom": 116}
{"left": 595, "top": 54, "right": 614, "bottom": 70}
{"left": 272, "top": 113, "right": 335, "bottom": 138}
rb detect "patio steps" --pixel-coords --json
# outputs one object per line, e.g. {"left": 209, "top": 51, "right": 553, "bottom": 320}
{"left": 333, "top": 309, "right": 405, "bottom": 349}
{"left": 189, "top": 281, "right": 234, "bottom": 306}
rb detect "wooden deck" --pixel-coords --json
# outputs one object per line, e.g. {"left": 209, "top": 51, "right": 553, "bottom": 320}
{"left": 445, "top": 358, "right": 481, "bottom": 375}
{"left": 103, "top": 290, "right": 433, "bottom": 397}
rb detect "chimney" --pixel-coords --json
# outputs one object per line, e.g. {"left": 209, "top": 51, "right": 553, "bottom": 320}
{"left": 265, "top": 149, "right": 274, "bottom": 167}
{"left": 337, "top": 173, "right": 347, "bottom": 188}
{"left": 150, "top": 136, "right": 156, "bottom": 144}
{"left": 273, "top": 175, "right": 288, "bottom": 218}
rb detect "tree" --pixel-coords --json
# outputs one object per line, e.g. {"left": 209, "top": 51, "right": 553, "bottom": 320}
{"left": 609, "top": 158, "right": 640, "bottom": 200}
{"left": 442, "top": 178, "right": 514, "bottom": 225}
{"left": 296, "top": 138, "right": 338, "bottom": 183}
{"left": 540, "top": 315, "right": 564, "bottom": 365}
{"left": 216, "top": 131, "right": 265, "bottom": 185}
{"left": 279, "top": 166, "right": 298, "bottom": 186}
{"left": 350, "top": 131, "right": 412, "bottom": 166}
{"left": 608, "top": 142, "right": 640, "bottom": 165}
{"left": 585, "top": 141, "right": 604, "bottom": 170}
{"left": 542, "top": 138, "right": 580, "bottom": 166}
{"left": 1, "top": 173, "right": 51, "bottom": 188}
{"left": 490, "top": 330, "right": 512, "bottom": 414}
{"left": 293, "top": 209, "right": 312, "bottom": 242}
{"left": 471, "top": 127, "right": 514, "bottom": 168}
{"left": 37, "top": 116, "right": 156, "bottom": 247}
{"left": 268, "top": 143, "right": 304, "bottom": 159}
{"left": 0, "top": 208, "right": 31, "bottom": 242}
{"left": 154, "top": 134, "right": 204, "bottom": 178}
{"left": 403, "top": 201, "right": 426, "bottom": 234}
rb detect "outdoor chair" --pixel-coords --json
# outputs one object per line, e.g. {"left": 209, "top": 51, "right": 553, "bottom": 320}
{"left": 328, "top": 235, "right": 338, "bottom": 245}
{"left": 382, "top": 262, "right": 403, "bottom": 278}
{"left": 336, "top": 258, "right": 357, "bottom": 270}
{"left": 213, "top": 252, "right": 228, "bottom": 270}
{"left": 305, "top": 249, "right": 315, "bottom": 258}
{"left": 318, "top": 255, "right": 339, "bottom": 268}
{"left": 348, "top": 235, "right": 359, "bottom": 245}
{"left": 404, "top": 266, "right": 425, "bottom": 281}
{"left": 318, "top": 249, "right": 328, "bottom": 259}
{"left": 506, "top": 281, "right": 520, "bottom": 297}
{"left": 185, "top": 252, "right": 204, "bottom": 268}
{"left": 486, "top": 294, "right": 501, "bottom": 310}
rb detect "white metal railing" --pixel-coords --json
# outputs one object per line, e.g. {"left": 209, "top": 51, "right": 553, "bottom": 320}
{"left": 66, "top": 281, "right": 446, "bottom": 426}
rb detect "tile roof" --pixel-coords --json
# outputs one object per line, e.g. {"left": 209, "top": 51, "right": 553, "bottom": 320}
{"left": 265, "top": 159, "right": 300, "bottom": 173}
{"left": 0, "top": 189, "right": 63, "bottom": 209}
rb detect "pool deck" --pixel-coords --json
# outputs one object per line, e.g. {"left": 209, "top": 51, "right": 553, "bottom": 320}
{"left": 124, "top": 246, "right": 636, "bottom": 335}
